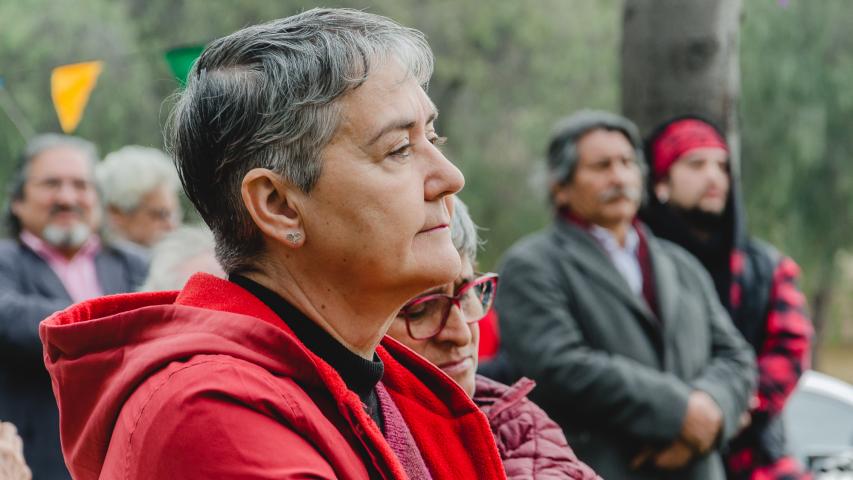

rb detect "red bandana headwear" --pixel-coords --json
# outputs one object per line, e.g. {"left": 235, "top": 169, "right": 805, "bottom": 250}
{"left": 650, "top": 118, "right": 728, "bottom": 181}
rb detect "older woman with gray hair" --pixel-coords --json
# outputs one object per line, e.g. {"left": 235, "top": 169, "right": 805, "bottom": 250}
{"left": 96, "top": 145, "right": 182, "bottom": 252}
{"left": 388, "top": 197, "right": 601, "bottom": 480}
{"left": 139, "top": 225, "right": 224, "bottom": 292}
{"left": 41, "top": 8, "right": 505, "bottom": 480}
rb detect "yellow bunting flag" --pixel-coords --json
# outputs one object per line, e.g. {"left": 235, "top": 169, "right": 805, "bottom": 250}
{"left": 50, "top": 61, "right": 104, "bottom": 133}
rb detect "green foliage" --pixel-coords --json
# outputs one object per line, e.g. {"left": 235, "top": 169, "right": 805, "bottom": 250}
{"left": 0, "top": 0, "right": 621, "bottom": 270}
{"left": 740, "top": 0, "right": 853, "bottom": 301}
{"left": 3, "top": 0, "right": 851, "bottom": 331}
{"left": 0, "top": 0, "right": 165, "bottom": 175}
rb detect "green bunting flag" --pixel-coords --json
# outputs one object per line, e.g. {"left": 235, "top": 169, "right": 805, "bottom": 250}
{"left": 164, "top": 45, "right": 205, "bottom": 86}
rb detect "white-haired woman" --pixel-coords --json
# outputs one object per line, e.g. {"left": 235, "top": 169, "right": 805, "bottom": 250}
{"left": 388, "top": 197, "right": 602, "bottom": 480}
{"left": 139, "top": 225, "right": 224, "bottom": 292}
{"left": 96, "top": 145, "right": 182, "bottom": 252}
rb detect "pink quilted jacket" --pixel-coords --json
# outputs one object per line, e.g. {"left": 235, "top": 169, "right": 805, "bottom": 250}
{"left": 474, "top": 376, "right": 602, "bottom": 480}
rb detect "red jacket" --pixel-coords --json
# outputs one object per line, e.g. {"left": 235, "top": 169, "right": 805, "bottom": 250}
{"left": 726, "top": 254, "right": 813, "bottom": 479}
{"left": 474, "top": 376, "right": 601, "bottom": 480}
{"left": 40, "top": 273, "right": 506, "bottom": 480}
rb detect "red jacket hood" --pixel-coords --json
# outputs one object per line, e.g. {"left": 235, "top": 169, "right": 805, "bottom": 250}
{"left": 41, "top": 273, "right": 506, "bottom": 479}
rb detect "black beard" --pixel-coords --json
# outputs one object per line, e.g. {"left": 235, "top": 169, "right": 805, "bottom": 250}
{"left": 672, "top": 206, "right": 727, "bottom": 236}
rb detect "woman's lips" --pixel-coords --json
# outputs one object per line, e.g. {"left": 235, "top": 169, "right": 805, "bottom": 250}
{"left": 439, "top": 357, "right": 473, "bottom": 377}
{"left": 419, "top": 224, "right": 449, "bottom": 234}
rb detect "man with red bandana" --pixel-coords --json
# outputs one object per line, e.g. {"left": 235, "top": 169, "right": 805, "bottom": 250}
{"left": 496, "top": 110, "right": 756, "bottom": 480}
{"left": 642, "top": 115, "right": 814, "bottom": 480}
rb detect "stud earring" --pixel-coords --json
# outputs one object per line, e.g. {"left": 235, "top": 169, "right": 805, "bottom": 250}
{"left": 286, "top": 232, "right": 303, "bottom": 245}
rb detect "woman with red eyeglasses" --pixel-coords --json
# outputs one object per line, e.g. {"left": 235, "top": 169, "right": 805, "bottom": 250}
{"left": 387, "top": 197, "right": 601, "bottom": 480}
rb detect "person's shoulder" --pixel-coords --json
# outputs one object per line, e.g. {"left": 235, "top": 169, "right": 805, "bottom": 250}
{"left": 101, "top": 240, "right": 149, "bottom": 275}
{"left": 0, "top": 238, "right": 28, "bottom": 270}
{"left": 102, "top": 240, "right": 148, "bottom": 263}
{"left": 147, "top": 354, "right": 304, "bottom": 403}
{"left": 473, "top": 374, "right": 512, "bottom": 405}
{"left": 112, "top": 354, "right": 338, "bottom": 479}
{"left": 743, "top": 236, "right": 785, "bottom": 265}
{"left": 744, "top": 236, "right": 803, "bottom": 284}
{"left": 0, "top": 238, "right": 22, "bottom": 256}
{"left": 477, "top": 376, "right": 600, "bottom": 479}
{"left": 474, "top": 375, "right": 541, "bottom": 418}
{"left": 124, "top": 353, "right": 317, "bottom": 438}
{"left": 646, "top": 231, "right": 718, "bottom": 289}
{"left": 500, "top": 227, "right": 562, "bottom": 268}
{"left": 647, "top": 231, "right": 702, "bottom": 268}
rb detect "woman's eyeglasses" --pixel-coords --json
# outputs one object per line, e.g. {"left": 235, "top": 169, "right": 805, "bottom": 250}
{"left": 398, "top": 273, "right": 498, "bottom": 340}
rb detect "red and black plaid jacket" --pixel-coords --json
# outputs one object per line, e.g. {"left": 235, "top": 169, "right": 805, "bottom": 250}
{"left": 726, "top": 251, "right": 813, "bottom": 480}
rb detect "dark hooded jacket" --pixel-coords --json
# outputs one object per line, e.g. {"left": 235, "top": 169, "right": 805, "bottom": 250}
{"left": 641, "top": 115, "right": 813, "bottom": 478}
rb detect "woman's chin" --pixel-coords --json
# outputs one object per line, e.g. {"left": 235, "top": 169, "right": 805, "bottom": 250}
{"left": 457, "top": 373, "right": 476, "bottom": 398}
{"left": 416, "top": 244, "right": 462, "bottom": 284}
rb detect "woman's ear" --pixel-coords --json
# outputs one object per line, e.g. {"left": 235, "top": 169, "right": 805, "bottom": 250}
{"left": 241, "top": 168, "right": 305, "bottom": 248}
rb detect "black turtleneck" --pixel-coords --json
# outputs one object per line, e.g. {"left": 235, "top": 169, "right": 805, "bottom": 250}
{"left": 229, "top": 274, "right": 385, "bottom": 431}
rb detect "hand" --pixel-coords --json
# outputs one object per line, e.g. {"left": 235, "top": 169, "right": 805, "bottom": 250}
{"left": 749, "top": 394, "right": 760, "bottom": 411}
{"left": 735, "top": 394, "right": 759, "bottom": 434}
{"left": 680, "top": 390, "right": 722, "bottom": 454}
{"left": 737, "top": 411, "right": 752, "bottom": 434}
{"left": 630, "top": 447, "right": 656, "bottom": 470}
{"left": 653, "top": 439, "right": 694, "bottom": 470}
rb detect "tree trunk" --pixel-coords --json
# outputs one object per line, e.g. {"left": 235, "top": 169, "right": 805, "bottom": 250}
{"left": 621, "top": 0, "right": 742, "bottom": 168}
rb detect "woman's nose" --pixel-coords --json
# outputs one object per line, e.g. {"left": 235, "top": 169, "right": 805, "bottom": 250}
{"left": 435, "top": 304, "right": 473, "bottom": 346}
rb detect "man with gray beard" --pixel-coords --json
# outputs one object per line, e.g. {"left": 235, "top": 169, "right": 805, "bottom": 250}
{"left": 494, "top": 110, "right": 756, "bottom": 479}
{"left": 0, "top": 134, "right": 147, "bottom": 480}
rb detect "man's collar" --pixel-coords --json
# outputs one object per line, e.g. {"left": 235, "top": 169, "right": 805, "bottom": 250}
{"left": 557, "top": 207, "right": 639, "bottom": 251}
{"left": 588, "top": 223, "right": 640, "bottom": 253}
{"left": 557, "top": 207, "right": 591, "bottom": 228}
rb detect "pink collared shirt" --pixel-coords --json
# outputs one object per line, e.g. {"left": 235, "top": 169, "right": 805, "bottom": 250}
{"left": 20, "top": 230, "right": 104, "bottom": 303}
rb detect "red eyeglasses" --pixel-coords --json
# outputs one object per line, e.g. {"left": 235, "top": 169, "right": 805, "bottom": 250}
{"left": 398, "top": 273, "right": 499, "bottom": 340}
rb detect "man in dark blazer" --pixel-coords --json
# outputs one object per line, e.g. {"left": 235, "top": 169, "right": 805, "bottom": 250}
{"left": 0, "top": 134, "right": 147, "bottom": 480}
{"left": 495, "top": 110, "right": 756, "bottom": 480}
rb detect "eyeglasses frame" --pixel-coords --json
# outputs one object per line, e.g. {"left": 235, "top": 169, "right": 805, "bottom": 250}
{"left": 399, "top": 272, "right": 499, "bottom": 341}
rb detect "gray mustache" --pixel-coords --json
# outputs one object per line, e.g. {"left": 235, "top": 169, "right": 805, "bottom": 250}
{"left": 48, "top": 205, "right": 85, "bottom": 217}
{"left": 599, "top": 186, "right": 641, "bottom": 203}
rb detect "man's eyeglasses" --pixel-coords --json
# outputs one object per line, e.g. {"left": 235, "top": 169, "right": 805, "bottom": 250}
{"left": 398, "top": 273, "right": 498, "bottom": 340}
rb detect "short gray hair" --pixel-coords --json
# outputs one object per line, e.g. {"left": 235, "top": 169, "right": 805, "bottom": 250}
{"left": 96, "top": 146, "right": 180, "bottom": 212}
{"left": 168, "top": 8, "right": 434, "bottom": 274}
{"left": 4, "top": 133, "right": 98, "bottom": 236}
{"left": 546, "top": 109, "right": 646, "bottom": 188}
{"left": 140, "top": 225, "right": 220, "bottom": 291}
{"left": 451, "top": 196, "right": 481, "bottom": 264}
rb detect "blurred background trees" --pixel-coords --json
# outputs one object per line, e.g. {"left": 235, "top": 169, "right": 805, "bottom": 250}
{"left": 1, "top": 0, "right": 851, "bottom": 375}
